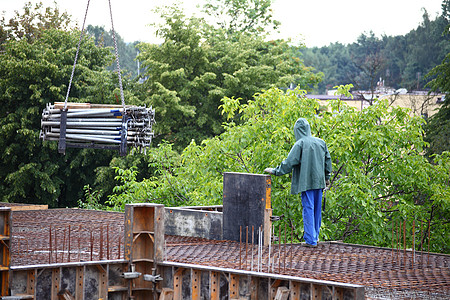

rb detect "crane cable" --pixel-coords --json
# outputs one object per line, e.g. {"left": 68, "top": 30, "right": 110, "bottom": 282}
{"left": 64, "top": 0, "right": 126, "bottom": 110}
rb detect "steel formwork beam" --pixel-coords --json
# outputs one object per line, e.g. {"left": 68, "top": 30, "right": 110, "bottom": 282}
{"left": 159, "top": 261, "right": 365, "bottom": 300}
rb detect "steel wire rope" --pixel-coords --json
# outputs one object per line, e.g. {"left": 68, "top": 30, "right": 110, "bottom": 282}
{"left": 64, "top": 0, "right": 126, "bottom": 110}
{"left": 108, "top": 0, "right": 126, "bottom": 109}
{"left": 64, "top": 0, "right": 91, "bottom": 110}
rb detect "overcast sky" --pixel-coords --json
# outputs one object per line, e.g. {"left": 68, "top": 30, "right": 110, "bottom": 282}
{"left": 0, "top": 0, "right": 444, "bottom": 47}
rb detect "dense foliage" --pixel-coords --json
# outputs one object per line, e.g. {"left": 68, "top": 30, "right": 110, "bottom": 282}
{"left": 91, "top": 86, "right": 449, "bottom": 253}
{"left": 86, "top": 25, "right": 140, "bottom": 78}
{"left": 1, "top": 1, "right": 449, "bottom": 253}
{"left": 0, "top": 3, "right": 140, "bottom": 207}
{"left": 424, "top": 1, "right": 450, "bottom": 156}
{"left": 136, "top": 4, "right": 321, "bottom": 149}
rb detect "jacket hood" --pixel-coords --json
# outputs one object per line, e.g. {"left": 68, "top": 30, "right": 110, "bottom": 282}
{"left": 294, "top": 118, "right": 311, "bottom": 141}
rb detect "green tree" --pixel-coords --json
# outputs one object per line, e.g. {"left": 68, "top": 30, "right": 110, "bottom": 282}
{"left": 423, "top": 0, "right": 450, "bottom": 156}
{"left": 301, "top": 42, "right": 354, "bottom": 93}
{"left": 425, "top": 54, "right": 450, "bottom": 155}
{"left": 86, "top": 25, "right": 140, "bottom": 78}
{"left": 0, "top": 1, "right": 72, "bottom": 47}
{"left": 102, "top": 85, "right": 449, "bottom": 253}
{"left": 137, "top": 4, "right": 321, "bottom": 149}
{"left": 0, "top": 3, "right": 139, "bottom": 207}
{"left": 202, "top": 0, "right": 280, "bottom": 35}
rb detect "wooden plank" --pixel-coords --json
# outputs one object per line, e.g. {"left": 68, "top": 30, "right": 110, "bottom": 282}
{"left": 229, "top": 274, "right": 239, "bottom": 300}
{"left": 53, "top": 102, "right": 135, "bottom": 109}
{"left": 160, "top": 287, "right": 174, "bottom": 300}
{"left": 191, "top": 269, "right": 201, "bottom": 300}
{"left": 9, "top": 205, "right": 48, "bottom": 211}
{"left": 274, "top": 286, "right": 289, "bottom": 300}
{"left": 209, "top": 271, "right": 220, "bottom": 300}
{"left": 270, "top": 279, "right": 281, "bottom": 299}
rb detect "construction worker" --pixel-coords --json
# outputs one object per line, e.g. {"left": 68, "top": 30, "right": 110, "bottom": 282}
{"left": 264, "top": 118, "right": 332, "bottom": 247}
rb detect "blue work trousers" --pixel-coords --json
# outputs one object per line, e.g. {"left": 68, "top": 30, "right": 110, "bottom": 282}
{"left": 301, "top": 189, "right": 323, "bottom": 246}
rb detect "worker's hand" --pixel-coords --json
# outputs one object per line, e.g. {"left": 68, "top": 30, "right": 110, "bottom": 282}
{"left": 326, "top": 180, "right": 331, "bottom": 188}
{"left": 264, "top": 168, "right": 274, "bottom": 174}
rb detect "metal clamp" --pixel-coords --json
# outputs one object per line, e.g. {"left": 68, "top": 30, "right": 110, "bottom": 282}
{"left": 143, "top": 274, "right": 163, "bottom": 283}
{"left": 270, "top": 215, "right": 284, "bottom": 221}
{"left": 122, "top": 264, "right": 141, "bottom": 279}
{"left": 121, "top": 271, "right": 141, "bottom": 279}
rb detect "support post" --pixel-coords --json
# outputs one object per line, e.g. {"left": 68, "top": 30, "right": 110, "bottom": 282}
{"left": 124, "top": 203, "right": 165, "bottom": 300}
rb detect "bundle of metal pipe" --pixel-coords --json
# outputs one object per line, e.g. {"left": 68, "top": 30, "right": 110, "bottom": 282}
{"left": 39, "top": 102, "right": 155, "bottom": 153}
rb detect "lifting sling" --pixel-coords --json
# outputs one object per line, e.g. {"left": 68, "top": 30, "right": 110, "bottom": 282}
{"left": 39, "top": 0, "right": 155, "bottom": 156}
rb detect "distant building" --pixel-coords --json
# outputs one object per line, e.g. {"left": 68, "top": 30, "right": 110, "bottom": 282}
{"left": 307, "top": 79, "right": 444, "bottom": 118}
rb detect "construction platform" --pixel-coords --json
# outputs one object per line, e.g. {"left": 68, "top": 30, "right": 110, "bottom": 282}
{"left": 0, "top": 173, "right": 449, "bottom": 299}
{"left": 1, "top": 206, "right": 448, "bottom": 299}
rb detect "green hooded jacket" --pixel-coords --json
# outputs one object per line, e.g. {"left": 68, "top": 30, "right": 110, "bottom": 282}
{"left": 273, "top": 118, "right": 332, "bottom": 194}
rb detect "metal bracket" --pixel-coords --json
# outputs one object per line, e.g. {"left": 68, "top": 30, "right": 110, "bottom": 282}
{"left": 121, "top": 271, "right": 141, "bottom": 279}
{"left": 143, "top": 274, "right": 163, "bottom": 283}
{"left": 119, "top": 113, "right": 128, "bottom": 157}
{"left": 122, "top": 264, "right": 141, "bottom": 279}
{"left": 58, "top": 108, "right": 67, "bottom": 155}
{"left": 270, "top": 215, "right": 284, "bottom": 221}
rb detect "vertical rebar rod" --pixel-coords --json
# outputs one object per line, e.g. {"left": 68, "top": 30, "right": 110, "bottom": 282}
{"left": 284, "top": 223, "right": 287, "bottom": 273}
{"left": 396, "top": 220, "right": 399, "bottom": 263}
{"left": 55, "top": 227, "right": 58, "bottom": 263}
{"left": 49, "top": 226, "right": 52, "bottom": 264}
{"left": 427, "top": 219, "right": 431, "bottom": 265}
{"left": 272, "top": 224, "right": 275, "bottom": 273}
{"left": 290, "top": 225, "right": 293, "bottom": 271}
{"left": 391, "top": 219, "right": 394, "bottom": 261}
{"left": 278, "top": 225, "right": 281, "bottom": 273}
{"left": 78, "top": 225, "right": 81, "bottom": 262}
{"left": 403, "top": 219, "right": 406, "bottom": 266}
{"left": 100, "top": 225, "right": 104, "bottom": 261}
{"left": 268, "top": 225, "right": 271, "bottom": 273}
{"left": 260, "top": 226, "right": 263, "bottom": 272}
{"left": 412, "top": 219, "right": 415, "bottom": 266}
{"left": 63, "top": 226, "right": 67, "bottom": 263}
{"left": 251, "top": 226, "right": 254, "bottom": 271}
{"left": 239, "top": 226, "right": 242, "bottom": 269}
{"left": 257, "top": 227, "right": 260, "bottom": 272}
{"left": 245, "top": 226, "right": 248, "bottom": 270}
{"left": 68, "top": 225, "right": 71, "bottom": 262}
{"left": 107, "top": 224, "right": 110, "bottom": 260}
{"left": 420, "top": 220, "right": 423, "bottom": 266}
{"left": 90, "top": 229, "right": 93, "bottom": 261}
